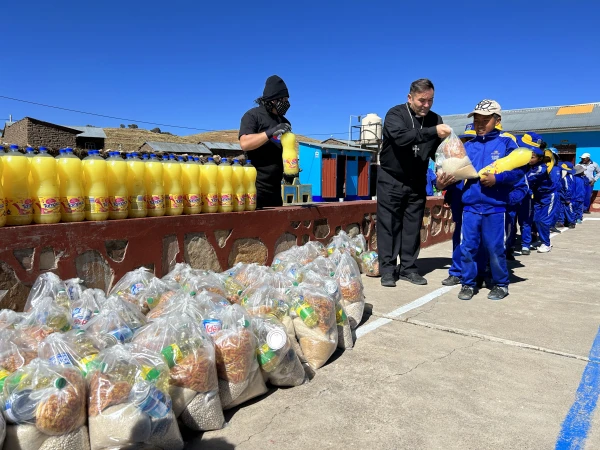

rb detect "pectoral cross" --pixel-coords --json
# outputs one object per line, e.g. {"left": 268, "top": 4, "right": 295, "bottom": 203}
{"left": 413, "top": 145, "right": 419, "bottom": 157}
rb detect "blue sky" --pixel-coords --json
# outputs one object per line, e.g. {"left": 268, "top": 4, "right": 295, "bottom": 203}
{"left": 2, "top": 0, "right": 599, "bottom": 140}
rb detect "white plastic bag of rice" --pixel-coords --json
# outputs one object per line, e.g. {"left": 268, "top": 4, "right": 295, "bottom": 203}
{"left": 4, "top": 424, "right": 91, "bottom": 450}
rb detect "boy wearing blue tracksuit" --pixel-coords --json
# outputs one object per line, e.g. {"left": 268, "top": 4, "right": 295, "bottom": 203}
{"left": 573, "top": 165, "right": 587, "bottom": 223}
{"left": 557, "top": 162, "right": 577, "bottom": 228}
{"left": 505, "top": 175, "right": 530, "bottom": 258}
{"left": 520, "top": 133, "right": 556, "bottom": 253}
{"left": 548, "top": 149, "right": 563, "bottom": 233}
{"left": 458, "top": 100, "right": 521, "bottom": 301}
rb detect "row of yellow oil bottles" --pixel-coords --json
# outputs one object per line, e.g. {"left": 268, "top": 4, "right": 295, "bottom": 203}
{"left": 0, "top": 144, "right": 257, "bottom": 226}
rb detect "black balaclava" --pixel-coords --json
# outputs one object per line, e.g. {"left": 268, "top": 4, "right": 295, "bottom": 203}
{"left": 261, "top": 75, "right": 290, "bottom": 116}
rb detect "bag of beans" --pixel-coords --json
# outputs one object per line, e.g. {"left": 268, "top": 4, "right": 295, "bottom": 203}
{"left": 435, "top": 130, "right": 479, "bottom": 180}
{"left": 39, "top": 330, "right": 105, "bottom": 378}
{"left": 334, "top": 253, "right": 365, "bottom": 329}
{"left": 87, "top": 343, "right": 183, "bottom": 450}
{"left": 24, "top": 273, "right": 71, "bottom": 313}
{"left": 133, "top": 314, "right": 224, "bottom": 431}
{"left": 1, "top": 358, "right": 88, "bottom": 450}
{"left": 289, "top": 286, "right": 337, "bottom": 370}
{"left": 252, "top": 315, "right": 306, "bottom": 387}
{"left": 213, "top": 305, "right": 267, "bottom": 409}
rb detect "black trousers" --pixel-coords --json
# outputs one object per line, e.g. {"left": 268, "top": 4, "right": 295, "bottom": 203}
{"left": 376, "top": 167, "right": 426, "bottom": 275}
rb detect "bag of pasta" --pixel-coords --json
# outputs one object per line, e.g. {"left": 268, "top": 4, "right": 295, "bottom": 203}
{"left": 435, "top": 130, "right": 479, "bottom": 180}
{"left": 334, "top": 252, "right": 365, "bottom": 329}
{"left": 213, "top": 305, "right": 267, "bottom": 409}
{"left": 39, "top": 330, "right": 105, "bottom": 378}
{"left": 252, "top": 315, "right": 306, "bottom": 387}
{"left": 24, "top": 273, "right": 71, "bottom": 312}
{"left": 240, "top": 284, "right": 289, "bottom": 320}
{"left": 87, "top": 343, "right": 183, "bottom": 450}
{"left": 359, "top": 250, "right": 380, "bottom": 277}
{"left": 17, "top": 296, "right": 73, "bottom": 344}
{"left": 289, "top": 285, "right": 337, "bottom": 370}
{"left": 0, "top": 329, "right": 38, "bottom": 391}
{"left": 1, "top": 358, "right": 88, "bottom": 450}
{"left": 133, "top": 313, "right": 224, "bottom": 431}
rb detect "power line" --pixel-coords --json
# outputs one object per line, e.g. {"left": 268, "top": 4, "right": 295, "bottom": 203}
{"left": 0, "top": 94, "right": 350, "bottom": 137}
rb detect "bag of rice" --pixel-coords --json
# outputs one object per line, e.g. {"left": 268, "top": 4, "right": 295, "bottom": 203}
{"left": 252, "top": 315, "right": 306, "bottom": 387}
{"left": 334, "top": 253, "right": 365, "bottom": 329}
{"left": 289, "top": 286, "right": 337, "bottom": 370}
{"left": 213, "top": 305, "right": 267, "bottom": 409}
{"left": 1, "top": 359, "right": 87, "bottom": 450}
{"left": 435, "top": 130, "right": 479, "bottom": 180}
{"left": 39, "top": 330, "right": 105, "bottom": 378}
{"left": 133, "top": 314, "right": 224, "bottom": 431}
{"left": 87, "top": 343, "right": 183, "bottom": 450}
{"left": 24, "top": 273, "right": 71, "bottom": 312}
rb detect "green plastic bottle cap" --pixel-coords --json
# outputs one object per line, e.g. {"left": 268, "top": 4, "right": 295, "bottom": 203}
{"left": 144, "top": 367, "right": 161, "bottom": 382}
{"left": 54, "top": 377, "right": 67, "bottom": 389}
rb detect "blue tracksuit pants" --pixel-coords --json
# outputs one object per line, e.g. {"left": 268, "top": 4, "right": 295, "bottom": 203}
{"left": 563, "top": 201, "right": 576, "bottom": 225}
{"left": 584, "top": 183, "right": 593, "bottom": 211}
{"left": 461, "top": 211, "right": 509, "bottom": 288}
{"left": 533, "top": 192, "right": 556, "bottom": 247}
{"left": 506, "top": 197, "right": 533, "bottom": 249}
{"left": 573, "top": 199, "right": 584, "bottom": 221}
{"left": 449, "top": 202, "right": 462, "bottom": 278}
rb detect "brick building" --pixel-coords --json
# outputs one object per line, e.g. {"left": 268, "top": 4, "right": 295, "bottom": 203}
{"left": 2, "top": 117, "right": 107, "bottom": 150}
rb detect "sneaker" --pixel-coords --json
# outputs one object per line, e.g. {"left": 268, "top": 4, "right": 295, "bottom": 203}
{"left": 398, "top": 272, "right": 427, "bottom": 286}
{"left": 521, "top": 247, "right": 531, "bottom": 255}
{"left": 442, "top": 275, "right": 461, "bottom": 286}
{"left": 568, "top": 223, "right": 576, "bottom": 229}
{"left": 380, "top": 273, "right": 396, "bottom": 287}
{"left": 556, "top": 222, "right": 565, "bottom": 228}
{"left": 488, "top": 285, "right": 509, "bottom": 300}
{"left": 458, "top": 285, "right": 475, "bottom": 300}
{"left": 537, "top": 244, "right": 552, "bottom": 253}
{"left": 577, "top": 219, "right": 583, "bottom": 224}
{"left": 549, "top": 227, "right": 561, "bottom": 233}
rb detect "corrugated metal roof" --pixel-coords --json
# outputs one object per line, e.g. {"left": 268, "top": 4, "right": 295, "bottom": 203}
{"left": 321, "top": 138, "right": 362, "bottom": 147}
{"left": 299, "top": 141, "right": 377, "bottom": 153}
{"left": 141, "top": 141, "right": 212, "bottom": 155}
{"left": 65, "top": 126, "right": 107, "bottom": 139}
{"left": 443, "top": 103, "right": 600, "bottom": 135}
{"left": 200, "top": 141, "right": 242, "bottom": 151}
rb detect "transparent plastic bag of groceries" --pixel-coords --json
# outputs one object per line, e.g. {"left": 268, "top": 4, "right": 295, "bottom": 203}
{"left": 334, "top": 252, "right": 365, "bottom": 329}
{"left": 133, "top": 313, "right": 224, "bottom": 431}
{"left": 83, "top": 298, "right": 146, "bottom": 347}
{"left": 87, "top": 343, "right": 183, "bottom": 450}
{"left": 0, "top": 329, "right": 38, "bottom": 387}
{"left": 303, "top": 255, "right": 338, "bottom": 278}
{"left": 326, "top": 230, "right": 353, "bottom": 256}
{"left": 212, "top": 304, "right": 267, "bottom": 409}
{"left": 161, "top": 263, "right": 194, "bottom": 286}
{"left": 182, "top": 271, "right": 226, "bottom": 298}
{"left": 359, "top": 250, "right": 380, "bottom": 277}
{"left": 24, "top": 273, "right": 71, "bottom": 312}
{"left": 300, "top": 270, "right": 353, "bottom": 350}
{"left": 252, "top": 315, "right": 306, "bottom": 387}
{"left": 434, "top": 130, "right": 479, "bottom": 180}
{"left": 1, "top": 358, "right": 86, "bottom": 436}
{"left": 109, "top": 267, "right": 161, "bottom": 313}
{"left": 0, "top": 310, "right": 25, "bottom": 330}
{"left": 39, "top": 329, "right": 105, "bottom": 378}
{"left": 240, "top": 284, "right": 290, "bottom": 320}
{"left": 219, "top": 263, "right": 269, "bottom": 304}
{"left": 16, "top": 296, "right": 73, "bottom": 344}
{"left": 288, "top": 285, "right": 337, "bottom": 370}
{"left": 70, "top": 288, "right": 101, "bottom": 329}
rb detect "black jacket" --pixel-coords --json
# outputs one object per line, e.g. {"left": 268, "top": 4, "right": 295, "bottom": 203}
{"left": 379, "top": 103, "right": 442, "bottom": 188}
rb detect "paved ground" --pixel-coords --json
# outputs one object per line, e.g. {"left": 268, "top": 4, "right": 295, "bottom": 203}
{"left": 191, "top": 216, "right": 600, "bottom": 450}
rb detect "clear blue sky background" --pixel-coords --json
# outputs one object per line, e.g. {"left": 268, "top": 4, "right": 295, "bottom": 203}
{"left": 2, "top": 0, "right": 599, "bottom": 140}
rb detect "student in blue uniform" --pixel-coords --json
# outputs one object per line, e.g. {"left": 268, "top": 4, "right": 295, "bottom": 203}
{"left": 458, "top": 100, "right": 522, "bottom": 301}
{"left": 557, "top": 161, "right": 577, "bottom": 228}
{"left": 505, "top": 174, "right": 530, "bottom": 259}
{"left": 426, "top": 166, "right": 437, "bottom": 196}
{"left": 573, "top": 165, "right": 587, "bottom": 223}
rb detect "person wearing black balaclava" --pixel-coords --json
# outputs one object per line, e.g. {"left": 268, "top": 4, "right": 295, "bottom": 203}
{"left": 239, "top": 75, "right": 292, "bottom": 208}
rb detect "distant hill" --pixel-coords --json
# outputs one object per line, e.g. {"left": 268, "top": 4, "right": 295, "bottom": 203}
{"left": 103, "top": 127, "right": 321, "bottom": 153}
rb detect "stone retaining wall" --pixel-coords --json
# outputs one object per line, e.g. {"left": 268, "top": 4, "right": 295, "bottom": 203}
{"left": 0, "top": 199, "right": 453, "bottom": 311}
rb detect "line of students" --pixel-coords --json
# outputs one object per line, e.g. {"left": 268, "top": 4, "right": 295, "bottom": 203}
{"left": 438, "top": 99, "right": 591, "bottom": 301}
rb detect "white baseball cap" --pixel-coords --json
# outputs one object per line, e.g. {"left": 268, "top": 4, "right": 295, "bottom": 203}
{"left": 581, "top": 153, "right": 591, "bottom": 159}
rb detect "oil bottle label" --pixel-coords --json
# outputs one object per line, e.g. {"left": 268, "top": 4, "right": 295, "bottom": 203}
{"left": 184, "top": 194, "right": 201, "bottom": 208}
{"left": 235, "top": 193, "right": 246, "bottom": 206}
{"left": 129, "top": 195, "right": 146, "bottom": 210}
{"left": 0, "top": 198, "right": 5, "bottom": 217}
{"left": 205, "top": 194, "right": 218, "bottom": 207}
{"left": 61, "top": 196, "right": 85, "bottom": 214}
{"left": 109, "top": 196, "right": 128, "bottom": 212}
{"left": 246, "top": 193, "right": 257, "bottom": 206}
{"left": 147, "top": 194, "right": 165, "bottom": 210}
{"left": 85, "top": 197, "right": 109, "bottom": 213}
{"left": 36, "top": 196, "right": 60, "bottom": 215}
{"left": 6, "top": 197, "right": 33, "bottom": 216}
{"left": 167, "top": 194, "right": 183, "bottom": 209}
{"left": 284, "top": 158, "right": 299, "bottom": 169}
{"left": 219, "top": 193, "right": 232, "bottom": 207}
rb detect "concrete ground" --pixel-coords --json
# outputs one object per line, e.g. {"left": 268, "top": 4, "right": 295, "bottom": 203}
{"left": 191, "top": 216, "right": 600, "bottom": 450}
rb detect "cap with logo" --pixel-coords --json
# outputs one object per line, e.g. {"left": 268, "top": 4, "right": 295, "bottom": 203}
{"left": 459, "top": 123, "right": 476, "bottom": 139}
{"left": 517, "top": 131, "right": 544, "bottom": 156}
{"left": 560, "top": 161, "right": 576, "bottom": 174}
{"left": 468, "top": 99, "right": 502, "bottom": 118}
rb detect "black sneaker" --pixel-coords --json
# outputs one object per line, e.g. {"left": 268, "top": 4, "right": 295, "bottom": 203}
{"left": 550, "top": 227, "right": 561, "bottom": 233}
{"left": 442, "top": 275, "right": 461, "bottom": 286}
{"left": 521, "top": 247, "right": 531, "bottom": 256}
{"left": 398, "top": 272, "right": 428, "bottom": 286}
{"left": 568, "top": 223, "right": 576, "bottom": 229}
{"left": 556, "top": 222, "right": 565, "bottom": 228}
{"left": 458, "top": 285, "right": 475, "bottom": 300}
{"left": 488, "top": 286, "right": 509, "bottom": 300}
{"left": 380, "top": 273, "right": 396, "bottom": 288}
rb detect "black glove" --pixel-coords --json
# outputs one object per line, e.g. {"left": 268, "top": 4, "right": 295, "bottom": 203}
{"left": 265, "top": 123, "right": 291, "bottom": 139}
